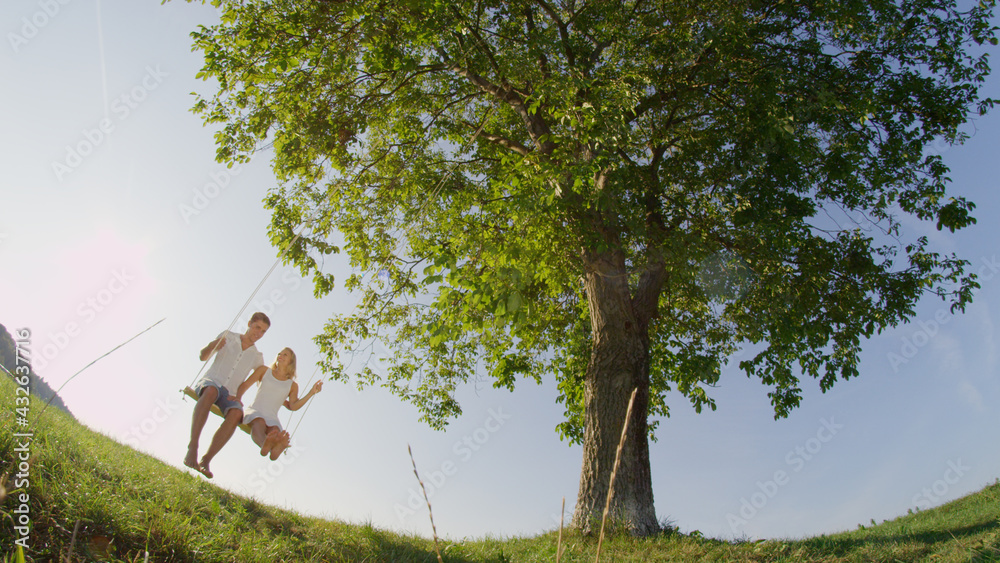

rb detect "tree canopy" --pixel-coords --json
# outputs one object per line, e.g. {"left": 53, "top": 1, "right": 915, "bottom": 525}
{"left": 190, "top": 0, "right": 996, "bottom": 533}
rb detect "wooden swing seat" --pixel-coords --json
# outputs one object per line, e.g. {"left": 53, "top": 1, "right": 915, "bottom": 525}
{"left": 182, "top": 386, "right": 252, "bottom": 434}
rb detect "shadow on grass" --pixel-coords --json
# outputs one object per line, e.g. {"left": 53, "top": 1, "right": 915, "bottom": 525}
{"left": 799, "top": 519, "right": 1000, "bottom": 557}
{"left": 358, "top": 531, "right": 513, "bottom": 563}
{"left": 197, "top": 491, "right": 497, "bottom": 562}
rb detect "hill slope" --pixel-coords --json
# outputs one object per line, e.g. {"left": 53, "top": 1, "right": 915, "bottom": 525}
{"left": 0, "top": 322, "right": 73, "bottom": 418}
{"left": 1, "top": 372, "right": 999, "bottom": 562}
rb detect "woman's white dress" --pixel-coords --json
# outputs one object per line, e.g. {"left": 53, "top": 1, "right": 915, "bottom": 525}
{"left": 243, "top": 368, "right": 293, "bottom": 430}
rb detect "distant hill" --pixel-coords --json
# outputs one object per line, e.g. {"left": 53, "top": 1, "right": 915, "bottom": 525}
{"left": 0, "top": 321, "right": 74, "bottom": 418}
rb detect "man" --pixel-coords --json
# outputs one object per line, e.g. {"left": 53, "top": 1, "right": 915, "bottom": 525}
{"left": 184, "top": 312, "right": 269, "bottom": 478}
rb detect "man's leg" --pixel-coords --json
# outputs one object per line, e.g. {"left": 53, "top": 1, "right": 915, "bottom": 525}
{"left": 199, "top": 408, "right": 243, "bottom": 478}
{"left": 185, "top": 386, "right": 219, "bottom": 470}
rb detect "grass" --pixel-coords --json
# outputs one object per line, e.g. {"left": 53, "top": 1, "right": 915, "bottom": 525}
{"left": 1, "top": 373, "right": 999, "bottom": 562}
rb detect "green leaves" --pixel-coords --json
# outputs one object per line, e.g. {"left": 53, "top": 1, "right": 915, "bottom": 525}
{"left": 936, "top": 197, "right": 977, "bottom": 232}
{"left": 191, "top": 0, "right": 994, "bottom": 431}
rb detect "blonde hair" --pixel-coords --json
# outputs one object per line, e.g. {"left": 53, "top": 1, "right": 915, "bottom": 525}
{"left": 273, "top": 347, "right": 297, "bottom": 380}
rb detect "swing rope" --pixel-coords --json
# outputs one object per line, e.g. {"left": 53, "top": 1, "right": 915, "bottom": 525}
{"left": 279, "top": 107, "right": 496, "bottom": 440}
{"left": 184, "top": 216, "right": 320, "bottom": 392}
{"left": 187, "top": 106, "right": 495, "bottom": 442}
{"left": 282, "top": 361, "right": 322, "bottom": 443}
{"left": 180, "top": 216, "right": 320, "bottom": 436}
{"left": 381, "top": 106, "right": 495, "bottom": 273}
{"left": 282, "top": 107, "right": 496, "bottom": 439}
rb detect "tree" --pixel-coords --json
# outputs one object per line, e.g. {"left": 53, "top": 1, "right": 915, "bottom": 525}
{"left": 189, "top": 0, "right": 996, "bottom": 535}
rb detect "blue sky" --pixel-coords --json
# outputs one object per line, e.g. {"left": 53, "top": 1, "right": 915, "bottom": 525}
{"left": 1, "top": 0, "right": 999, "bottom": 542}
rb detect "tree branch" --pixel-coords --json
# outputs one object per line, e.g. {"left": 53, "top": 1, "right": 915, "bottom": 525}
{"left": 470, "top": 126, "right": 532, "bottom": 156}
{"left": 439, "top": 48, "right": 555, "bottom": 154}
{"left": 530, "top": 0, "right": 576, "bottom": 68}
{"left": 524, "top": 6, "right": 552, "bottom": 79}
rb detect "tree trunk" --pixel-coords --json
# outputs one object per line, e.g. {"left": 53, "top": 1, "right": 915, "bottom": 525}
{"left": 571, "top": 248, "right": 660, "bottom": 536}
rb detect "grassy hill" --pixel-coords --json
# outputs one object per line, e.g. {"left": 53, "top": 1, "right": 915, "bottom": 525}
{"left": 0, "top": 323, "right": 73, "bottom": 419}
{"left": 2, "top": 374, "right": 1000, "bottom": 562}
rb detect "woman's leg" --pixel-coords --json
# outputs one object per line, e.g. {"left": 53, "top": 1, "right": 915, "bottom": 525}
{"left": 261, "top": 424, "right": 281, "bottom": 456}
{"left": 250, "top": 418, "right": 269, "bottom": 453}
{"left": 268, "top": 431, "right": 291, "bottom": 461}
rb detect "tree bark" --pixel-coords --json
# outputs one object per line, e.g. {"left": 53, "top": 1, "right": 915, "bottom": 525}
{"left": 571, "top": 247, "right": 660, "bottom": 536}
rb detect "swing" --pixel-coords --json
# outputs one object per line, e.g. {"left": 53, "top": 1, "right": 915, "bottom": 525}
{"left": 181, "top": 329, "right": 261, "bottom": 436}
{"left": 179, "top": 217, "right": 313, "bottom": 439}
{"left": 181, "top": 343, "right": 322, "bottom": 451}
{"left": 179, "top": 219, "right": 323, "bottom": 445}
{"left": 182, "top": 385, "right": 252, "bottom": 434}
{"left": 179, "top": 106, "right": 494, "bottom": 448}
{"left": 182, "top": 368, "right": 321, "bottom": 440}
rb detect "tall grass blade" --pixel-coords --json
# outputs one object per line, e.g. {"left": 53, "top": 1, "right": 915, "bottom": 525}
{"left": 557, "top": 496, "right": 565, "bottom": 563}
{"left": 64, "top": 520, "right": 80, "bottom": 563}
{"left": 408, "top": 444, "right": 444, "bottom": 563}
{"left": 595, "top": 388, "right": 638, "bottom": 563}
{"left": 30, "top": 318, "right": 166, "bottom": 431}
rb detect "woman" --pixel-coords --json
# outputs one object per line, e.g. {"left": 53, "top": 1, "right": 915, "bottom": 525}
{"left": 237, "top": 347, "right": 322, "bottom": 460}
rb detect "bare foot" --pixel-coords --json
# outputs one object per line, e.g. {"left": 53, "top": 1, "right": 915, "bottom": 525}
{"left": 269, "top": 432, "right": 291, "bottom": 461}
{"left": 184, "top": 449, "right": 200, "bottom": 472}
{"left": 198, "top": 458, "right": 214, "bottom": 479}
{"left": 260, "top": 428, "right": 280, "bottom": 456}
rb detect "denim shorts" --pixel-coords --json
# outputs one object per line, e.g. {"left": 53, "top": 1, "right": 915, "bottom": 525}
{"left": 193, "top": 379, "right": 243, "bottom": 415}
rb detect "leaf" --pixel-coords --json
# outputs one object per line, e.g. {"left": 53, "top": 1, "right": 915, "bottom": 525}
{"left": 507, "top": 291, "right": 523, "bottom": 315}
{"left": 195, "top": 0, "right": 989, "bottom": 478}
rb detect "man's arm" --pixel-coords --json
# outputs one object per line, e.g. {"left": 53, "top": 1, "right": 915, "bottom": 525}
{"left": 199, "top": 334, "right": 227, "bottom": 361}
{"left": 237, "top": 365, "right": 267, "bottom": 401}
